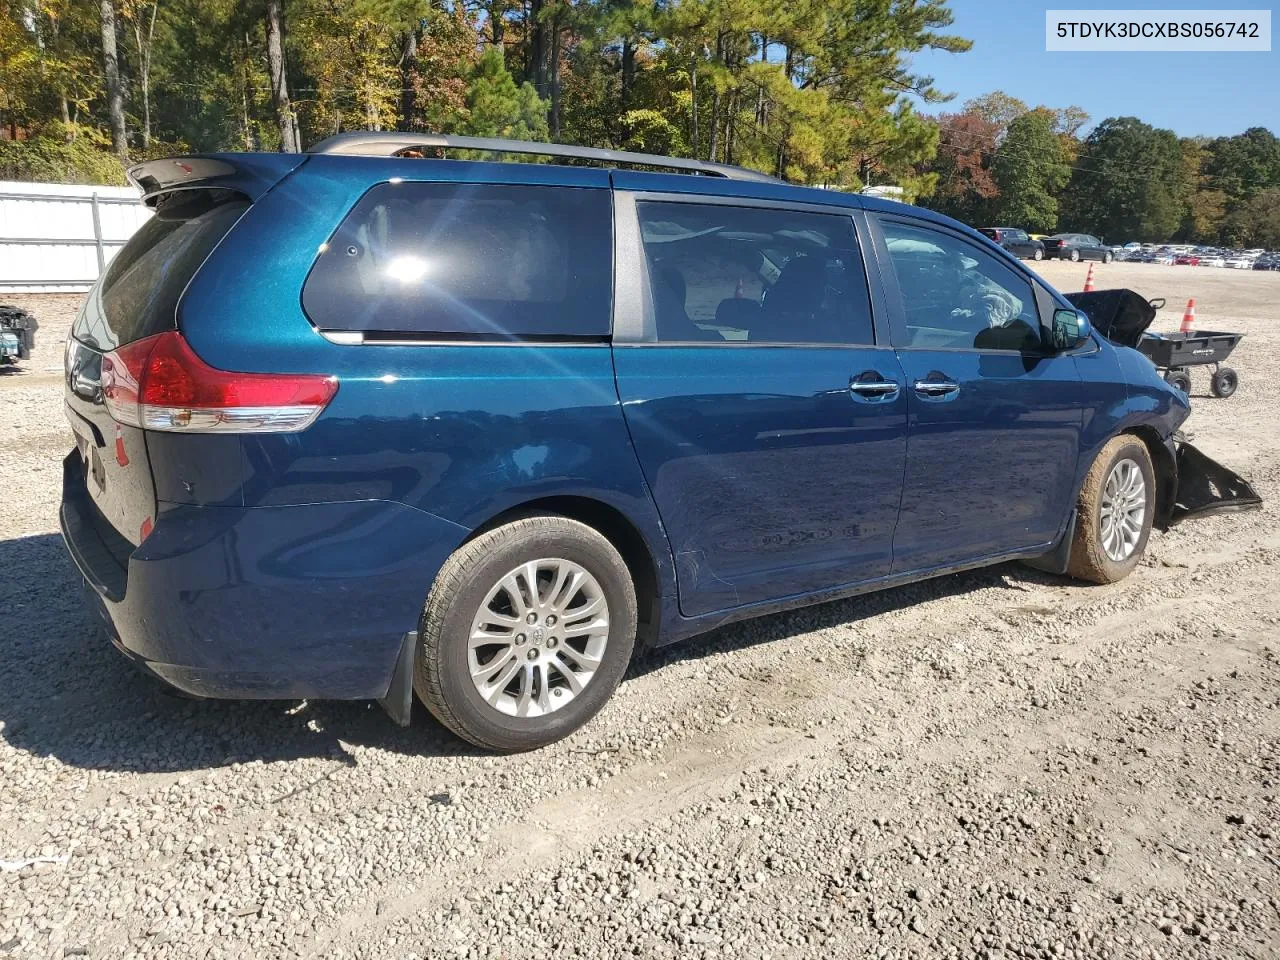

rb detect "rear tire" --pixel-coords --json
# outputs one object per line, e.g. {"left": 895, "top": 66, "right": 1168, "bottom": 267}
{"left": 414, "top": 515, "right": 637, "bottom": 752}
{"left": 1069, "top": 249, "right": 1081, "bottom": 262}
{"left": 1067, "top": 435, "right": 1156, "bottom": 585}
{"left": 1210, "top": 366, "right": 1238, "bottom": 398}
{"left": 1165, "top": 369, "right": 1192, "bottom": 395}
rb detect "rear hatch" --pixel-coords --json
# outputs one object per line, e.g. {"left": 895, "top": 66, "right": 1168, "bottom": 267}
{"left": 1042, "top": 237, "right": 1067, "bottom": 253}
{"left": 65, "top": 190, "right": 250, "bottom": 548}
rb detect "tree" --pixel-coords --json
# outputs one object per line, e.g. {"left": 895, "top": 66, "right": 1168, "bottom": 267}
{"left": 264, "top": 0, "right": 298, "bottom": 151}
{"left": 1204, "top": 127, "right": 1280, "bottom": 205}
{"left": 121, "top": 0, "right": 159, "bottom": 148}
{"left": 989, "top": 109, "right": 1068, "bottom": 232}
{"left": 1062, "top": 117, "right": 1183, "bottom": 242}
{"left": 1221, "top": 188, "right": 1280, "bottom": 248}
{"left": 964, "top": 91, "right": 1027, "bottom": 137}
{"left": 99, "top": 0, "right": 127, "bottom": 157}
{"left": 461, "top": 46, "right": 549, "bottom": 141}
{"left": 926, "top": 108, "right": 1000, "bottom": 223}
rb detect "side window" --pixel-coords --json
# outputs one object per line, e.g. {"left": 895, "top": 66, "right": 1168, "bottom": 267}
{"left": 878, "top": 219, "right": 1042, "bottom": 352}
{"left": 302, "top": 182, "right": 613, "bottom": 338}
{"left": 635, "top": 201, "right": 873, "bottom": 345}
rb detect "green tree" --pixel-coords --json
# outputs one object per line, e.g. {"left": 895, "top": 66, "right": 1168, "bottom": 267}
{"left": 1220, "top": 187, "right": 1280, "bottom": 248}
{"left": 1204, "top": 127, "right": 1280, "bottom": 205}
{"left": 1062, "top": 116, "right": 1183, "bottom": 242}
{"left": 989, "top": 109, "right": 1068, "bottom": 231}
{"left": 461, "top": 46, "right": 549, "bottom": 140}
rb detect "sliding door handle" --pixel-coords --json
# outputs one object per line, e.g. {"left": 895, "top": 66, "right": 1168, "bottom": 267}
{"left": 913, "top": 379, "right": 960, "bottom": 397}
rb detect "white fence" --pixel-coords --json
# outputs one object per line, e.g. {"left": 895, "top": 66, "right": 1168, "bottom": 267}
{"left": 0, "top": 181, "right": 150, "bottom": 294}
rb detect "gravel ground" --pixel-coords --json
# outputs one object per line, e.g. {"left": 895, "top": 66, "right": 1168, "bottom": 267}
{"left": 2, "top": 262, "right": 1279, "bottom": 959}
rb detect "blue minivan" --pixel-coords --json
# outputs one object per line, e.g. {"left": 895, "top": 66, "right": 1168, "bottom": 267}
{"left": 59, "top": 135, "right": 1250, "bottom": 752}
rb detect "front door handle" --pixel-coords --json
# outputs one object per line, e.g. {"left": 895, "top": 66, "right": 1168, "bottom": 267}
{"left": 913, "top": 379, "right": 960, "bottom": 397}
{"left": 849, "top": 376, "right": 900, "bottom": 400}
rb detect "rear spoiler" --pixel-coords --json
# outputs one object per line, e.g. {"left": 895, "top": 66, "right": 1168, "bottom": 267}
{"left": 126, "top": 153, "right": 307, "bottom": 208}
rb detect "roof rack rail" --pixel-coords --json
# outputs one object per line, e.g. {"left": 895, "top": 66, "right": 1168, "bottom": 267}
{"left": 307, "top": 132, "right": 779, "bottom": 183}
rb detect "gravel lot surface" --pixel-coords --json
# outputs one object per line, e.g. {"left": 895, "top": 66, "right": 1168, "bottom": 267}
{"left": 2, "top": 261, "right": 1279, "bottom": 959}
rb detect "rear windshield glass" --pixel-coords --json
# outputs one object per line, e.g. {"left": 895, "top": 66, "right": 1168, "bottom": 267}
{"left": 301, "top": 182, "right": 613, "bottom": 338}
{"left": 72, "top": 190, "right": 248, "bottom": 351}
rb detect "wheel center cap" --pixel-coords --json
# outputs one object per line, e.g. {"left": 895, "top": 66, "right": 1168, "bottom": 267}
{"left": 531, "top": 625, "right": 546, "bottom": 644}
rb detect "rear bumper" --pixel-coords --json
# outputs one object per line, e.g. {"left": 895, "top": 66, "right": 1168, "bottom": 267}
{"left": 59, "top": 451, "right": 467, "bottom": 700}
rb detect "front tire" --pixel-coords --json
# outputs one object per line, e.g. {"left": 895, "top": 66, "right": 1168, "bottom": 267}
{"left": 415, "top": 515, "right": 638, "bottom": 752}
{"left": 1033, "top": 248, "right": 1044, "bottom": 261}
{"left": 1067, "top": 435, "right": 1156, "bottom": 584}
{"left": 1103, "top": 251, "right": 1114, "bottom": 263}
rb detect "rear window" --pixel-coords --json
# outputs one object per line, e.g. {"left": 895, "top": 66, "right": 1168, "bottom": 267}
{"left": 302, "top": 182, "right": 613, "bottom": 339}
{"left": 72, "top": 190, "right": 248, "bottom": 350}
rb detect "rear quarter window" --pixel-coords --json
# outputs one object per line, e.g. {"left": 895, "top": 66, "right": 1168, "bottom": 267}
{"left": 302, "top": 182, "right": 613, "bottom": 339}
{"left": 72, "top": 190, "right": 248, "bottom": 350}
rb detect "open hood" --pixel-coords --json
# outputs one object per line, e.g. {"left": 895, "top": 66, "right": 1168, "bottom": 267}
{"left": 1063, "top": 288, "right": 1160, "bottom": 349}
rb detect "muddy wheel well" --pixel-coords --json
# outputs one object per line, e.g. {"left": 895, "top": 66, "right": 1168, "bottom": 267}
{"left": 466, "top": 496, "right": 663, "bottom": 650}
{"left": 1125, "top": 426, "right": 1177, "bottom": 530}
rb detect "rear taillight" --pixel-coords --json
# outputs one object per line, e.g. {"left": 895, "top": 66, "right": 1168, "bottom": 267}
{"left": 100, "top": 331, "right": 337, "bottom": 433}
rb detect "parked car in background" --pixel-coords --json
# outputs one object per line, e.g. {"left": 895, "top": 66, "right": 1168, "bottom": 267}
{"left": 59, "top": 135, "right": 1251, "bottom": 752}
{"left": 1174, "top": 254, "right": 1201, "bottom": 266}
{"left": 979, "top": 227, "right": 1045, "bottom": 260}
{"left": 0, "top": 305, "right": 37, "bottom": 366}
{"left": 1198, "top": 254, "right": 1226, "bottom": 268}
{"left": 1042, "top": 234, "right": 1113, "bottom": 262}
{"left": 1224, "top": 255, "right": 1253, "bottom": 269}
{"left": 1253, "top": 254, "right": 1280, "bottom": 271}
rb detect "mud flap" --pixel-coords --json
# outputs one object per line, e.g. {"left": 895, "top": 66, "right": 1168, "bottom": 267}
{"left": 378, "top": 631, "right": 417, "bottom": 727}
{"left": 1170, "top": 442, "right": 1262, "bottom": 525}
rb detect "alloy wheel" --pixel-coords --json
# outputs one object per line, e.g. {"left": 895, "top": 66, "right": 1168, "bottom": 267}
{"left": 1099, "top": 458, "right": 1146, "bottom": 562}
{"left": 467, "top": 558, "right": 611, "bottom": 718}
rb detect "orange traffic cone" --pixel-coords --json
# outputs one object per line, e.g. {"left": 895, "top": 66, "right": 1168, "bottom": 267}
{"left": 1083, "top": 262, "right": 1096, "bottom": 292}
{"left": 1180, "top": 298, "right": 1196, "bottom": 333}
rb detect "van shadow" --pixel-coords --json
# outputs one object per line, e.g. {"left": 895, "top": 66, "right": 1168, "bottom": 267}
{"left": 0, "top": 533, "right": 489, "bottom": 773}
{"left": 0, "top": 532, "right": 1066, "bottom": 773}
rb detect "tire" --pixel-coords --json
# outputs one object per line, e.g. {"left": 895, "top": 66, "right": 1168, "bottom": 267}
{"left": 1067, "top": 435, "right": 1156, "bottom": 584}
{"left": 414, "top": 515, "right": 638, "bottom": 752}
{"left": 1103, "top": 251, "right": 1114, "bottom": 264}
{"left": 1069, "top": 249, "right": 1081, "bottom": 262}
{"left": 1164, "top": 369, "right": 1192, "bottom": 395}
{"left": 1210, "top": 366, "right": 1238, "bottom": 398}
{"left": 1033, "top": 248, "right": 1044, "bottom": 261}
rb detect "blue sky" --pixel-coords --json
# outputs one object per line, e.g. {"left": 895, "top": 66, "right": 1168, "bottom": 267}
{"left": 910, "top": 0, "right": 1278, "bottom": 137}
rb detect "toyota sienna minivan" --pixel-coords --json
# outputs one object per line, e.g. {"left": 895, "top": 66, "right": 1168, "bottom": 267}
{"left": 60, "top": 134, "right": 1255, "bottom": 752}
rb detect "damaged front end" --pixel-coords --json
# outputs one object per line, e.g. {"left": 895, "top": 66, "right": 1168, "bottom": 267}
{"left": 1169, "top": 439, "right": 1262, "bottom": 525}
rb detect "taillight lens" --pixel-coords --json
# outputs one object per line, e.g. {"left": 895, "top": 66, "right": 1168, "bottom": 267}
{"left": 100, "top": 332, "right": 337, "bottom": 433}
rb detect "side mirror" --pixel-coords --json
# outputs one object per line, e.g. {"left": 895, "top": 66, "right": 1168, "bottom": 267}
{"left": 1051, "top": 308, "right": 1091, "bottom": 351}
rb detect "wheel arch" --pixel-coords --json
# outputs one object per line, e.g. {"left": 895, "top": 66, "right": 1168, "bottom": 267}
{"left": 1124, "top": 425, "right": 1177, "bottom": 530}
{"left": 465, "top": 495, "right": 666, "bottom": 650}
